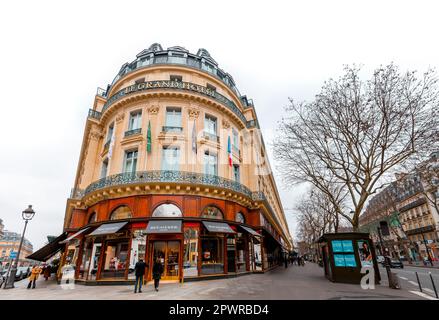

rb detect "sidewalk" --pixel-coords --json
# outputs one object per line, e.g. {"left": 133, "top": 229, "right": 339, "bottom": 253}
{"left": 0, "top": 263, "right": 427, "bottom": 300}
{"left": 403, "top": 262, "right": 439, "bottom": 269}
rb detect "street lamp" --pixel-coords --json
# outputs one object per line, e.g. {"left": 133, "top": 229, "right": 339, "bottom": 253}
{"left": 3, "top": 205, "right": 35, "bottom": 289}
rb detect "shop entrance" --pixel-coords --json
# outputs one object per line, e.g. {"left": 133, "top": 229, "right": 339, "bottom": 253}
{"left": 150, "top": 241, "right": 180, "bottom": 280}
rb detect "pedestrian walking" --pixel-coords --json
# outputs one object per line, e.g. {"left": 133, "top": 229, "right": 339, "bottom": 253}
{"left": 27, "top": 265, "right": 42, "bottom": 289}
{"left": 43, "top": 264, "right": 51, "bottom": 281}
{"left": 134, "top": 259, "right": 147, "bottom": 293}
{"left": 152, "top": 258, "right": 164, "bottom": 292}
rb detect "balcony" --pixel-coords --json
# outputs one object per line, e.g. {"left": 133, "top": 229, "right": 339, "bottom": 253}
{"left": 162, "top": 126, "right": 183, "bottom": 133}
{"left": 82, "top": 170, "right": 253, "bottom": 199}
{"left": 202, "top": 132, "right": 220, "bottom": 143}
{"left": 124, "top": 128, "right": 142, "bottom": 137}
{"left": 88, "top": 109, "right": 101, "bottom": 120}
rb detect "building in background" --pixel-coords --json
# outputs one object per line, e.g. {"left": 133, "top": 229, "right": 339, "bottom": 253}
{"left": 0, "top": 230, "right": 33, "bottom": 267}
{"left": 360, "top": 152, "right": 439, "bottom": 262}
{"left": 28, "top": 43, "right": 293, "bottom": 284}
{"left": 0, "top": 219, "right": 4, "bottom": 239}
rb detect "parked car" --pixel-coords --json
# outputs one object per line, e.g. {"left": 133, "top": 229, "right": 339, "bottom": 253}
{"left": 383, "top": 257, "right": 404, "bottom": 268}
{"left": 15, "top": 267, "right": 31, "bottom": 280}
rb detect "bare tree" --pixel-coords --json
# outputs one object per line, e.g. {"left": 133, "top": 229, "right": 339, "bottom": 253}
{"left": 275, "top": 64, "right": 439, "bottom": 231}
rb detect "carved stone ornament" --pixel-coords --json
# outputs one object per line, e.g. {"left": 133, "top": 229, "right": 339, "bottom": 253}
{"left": 188, "top": 108, "right": 200, "bottom": 119}
{"left": 148, "top": 105, "right": 160, "bottom": 115}
{"left": 222, "top": 119, "right": 230, "bottom": 129}
{"left": 116, "top": 112, "right": 125, "bottom": 122}
{"left": 90, "top": 129, "right": 104, "bottom": 140}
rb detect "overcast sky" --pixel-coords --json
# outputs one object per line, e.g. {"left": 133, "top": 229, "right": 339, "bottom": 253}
{"left": 0, "top": 0, "right": 438, "bottom": 250}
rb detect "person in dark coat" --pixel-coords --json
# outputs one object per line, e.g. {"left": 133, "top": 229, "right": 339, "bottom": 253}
{"left": 152, "top": 258, "right": 164, "bottom": 292}
{"left": 134, "top": 259, "right": 147, "bottom": 293}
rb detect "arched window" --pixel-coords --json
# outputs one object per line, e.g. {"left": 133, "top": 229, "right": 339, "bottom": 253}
{"left": 201, "top": 206, "right": 223, "bottom": 220}
{"left": 236, "top": 212, "right": 245, "bottom": 224}
{"left": 110, "top": 206, "right": 132, "bottom": 220}
{"left": 152, "top": 204, "right": 182, "bottom": 217}
{"left": 88, "top": 212, "right": 97, "bottom": 224}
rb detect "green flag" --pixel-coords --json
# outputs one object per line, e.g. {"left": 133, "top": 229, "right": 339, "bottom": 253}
{"left": 147, "top": 121, "right": 151, "bottom": 153}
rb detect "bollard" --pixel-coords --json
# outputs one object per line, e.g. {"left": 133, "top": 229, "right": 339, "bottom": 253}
{"left": 429, "top": 272, "right": 438, "bottom": 299}
{"left": 415, "top": 271, "right": 422, "bottom": 292}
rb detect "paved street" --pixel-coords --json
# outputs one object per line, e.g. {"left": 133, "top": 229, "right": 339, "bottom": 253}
{"left": 378, "top": 264, "right": 439, "bottom": 298}
{"left": 0, "top": 263, "right": 433, "bottom": 300}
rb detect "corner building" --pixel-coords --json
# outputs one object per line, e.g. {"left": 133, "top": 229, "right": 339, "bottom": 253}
{"left": 56, "top": 44, "right": 292, "bottom": 284}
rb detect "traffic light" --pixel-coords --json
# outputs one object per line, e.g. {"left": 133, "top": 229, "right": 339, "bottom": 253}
{"left": 379, "top": 221, "right": 390, "bottom": 236}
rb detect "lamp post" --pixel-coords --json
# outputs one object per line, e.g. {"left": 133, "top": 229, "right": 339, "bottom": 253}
{"left": 3, "top": 205, "right": 35, "bottom": 289}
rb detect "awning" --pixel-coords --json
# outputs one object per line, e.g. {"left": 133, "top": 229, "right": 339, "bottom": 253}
{"left": 26, "top": 232, "right": 67, "bottom": 262}
{"left": 202, "top": 221, "right": 235, "bottom": 233}
{"left": 88, "top": 222, "right": 128, "bottom": 236}
{"left": 145, "top": 220, "right": 182, "bottom": 234}
{"left": 239, "top": 225, "right": 262, "bottom": 237}
{"left": 59, "top": 227, "right": 90, "bottom": 244}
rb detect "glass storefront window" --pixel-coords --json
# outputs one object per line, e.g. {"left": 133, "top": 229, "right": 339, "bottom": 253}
{"left": 88, "top": 242, "right": 101, "bottom": 280}
{"left": 152, "top": 203, "right": 182, "bottom": 217}
{"left": 101, "top": 240, "right": 129, "bottom": 279}
{"left": 78, "top": 239, "right": 93, "bottom": 279}
{"left": 201, "top": 206, "right": 223, "bottom": 220}
{"left": 236, "top": 235, "right": 247, "bottom": 273}
{"left": 254, "top": 242, "right": 263, "bottom": 271}
{"left": 110, "top": 206, "right": 132, "bottom": 220}
{"left": 129, "top": 230, "right": 146, "bottom": 280}
{"left": 201, "top": 236, "right": 224, "bottom": 274}
{"left": 184, "top": 228, "right": 199, "bottom": 277}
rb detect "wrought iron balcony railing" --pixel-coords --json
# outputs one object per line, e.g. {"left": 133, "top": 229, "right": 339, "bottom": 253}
{"left": 82, "top": 170, "right": 254, "bottom": 198}
{"left": 88, "top": 109, "right": 102, "bottom": 120}
{"left": 124, "top": 128, "right": 142, "bottom": 137}
{"left": 203, "top": 132, "right": 220, "bottom": 143}
{"left": 162, "top": 126, "right": 183, "bottom": 133}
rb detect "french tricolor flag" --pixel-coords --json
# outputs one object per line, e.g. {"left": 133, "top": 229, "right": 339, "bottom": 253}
{"left": 227, "top": 136, "right": 232, "bottom": 167}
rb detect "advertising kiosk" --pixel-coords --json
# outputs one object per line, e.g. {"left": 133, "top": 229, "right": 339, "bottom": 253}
{"left": 318, "top": 232, "right": 381, "bottom": 284}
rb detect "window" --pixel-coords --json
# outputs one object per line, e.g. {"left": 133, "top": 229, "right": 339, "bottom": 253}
{"left": 152, "top": 204, "right": 182, "bottom": 217}
{"left": 201, "top": 206, "right": 223, "bottom": 220}
{"left": 204, "top": 114, "right": 217, "bottom": 136}
{"left": 232, "top": 128, "right": 239, "bottom": 150}
{"left": 110, "top": 206, "right": 132, "bottom": 220}
{"left": 233, "top": 164, "right": 240, "bottom": 182}
{"left": 88, "top": 212, "right": 97, "bottom": 224}
{"left": 204, "top": 151, "right": 217, "bottom": 176}
{"left": 106, "top": 123, "right": 114, "bottom": 143}
{"left": 170, "top": 75, "right": 182, "bottom": 82}
{"left": 184, "top": 227, "right": 199, "bottom": 277}
{"left": 123, "top": 150, "right": 138, "bottom": 173}
{"left": 168, "top": 53, "right": 186, "bottom": 64}
{"left": 206, "top": 83, "right": 216, "bottom": 92}
{"left": 100, "top": 158, "right": 109, "bottom": 179}
{"left": 162, "top": 146, "right": 180, "bottom": 171}
{"left": 201, "top": 237, "right": 224, "bottom": 274}
{"left": 236, "top": 212, "right": 245, "bottom": 224}
{"left": 202, "top": 62, "right": 216, "bottom": 74}
{"left": 138, "top": 56, "right": 152, "bottom": 67}
{"left": 128, "top": 110, "right": 142, "bottom": 130}
{"left": 165, "top": 107, "right": 182, "bottom": 132}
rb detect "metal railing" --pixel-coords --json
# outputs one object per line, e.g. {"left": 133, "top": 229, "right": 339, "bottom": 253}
{"left": 82, "top": 170, "right": 254, "bottom": 199}
{"left": 96, "top": 87, "right": 107, "bottom": 97}
{"left": 88, "top": 109, "right": 102, "bottom": 120}
{"left": 203, "top": 132, "right": 220, "bottom": 143}
{"left": 162, "top": 126, "right": 183, "bottom": 133}
{"left": 124, "top": 128, "right": 142, "bottom": 137}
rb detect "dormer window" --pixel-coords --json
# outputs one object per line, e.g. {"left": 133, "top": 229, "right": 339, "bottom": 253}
{"left": 206, "top": 83, "right": 216, "bottom": 92}
{"left": 170, "top": 75, "right": 183, "bottom": 82}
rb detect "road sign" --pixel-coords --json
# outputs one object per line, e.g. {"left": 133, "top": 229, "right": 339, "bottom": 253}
{"left": 9, "top": 251, "right": 17, "bottom": 259}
